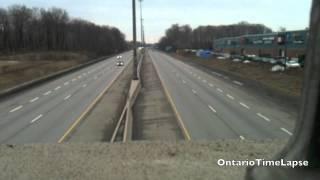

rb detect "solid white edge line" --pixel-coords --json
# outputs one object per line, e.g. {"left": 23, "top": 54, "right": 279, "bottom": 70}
{"left": 30, "top": 114, "right": 43, "bottom": 123}
{"left": 281, "top": 128, "right": 293, "bottom": 136}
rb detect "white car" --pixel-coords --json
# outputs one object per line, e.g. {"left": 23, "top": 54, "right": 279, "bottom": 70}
{"left": 116, "top": 60, "right": 124, "bottom": 66}
{"left": 117, "top": 55, "right": 122, "bottom": 59}
{"left": 286, "top": 60, "right": 300, "bottom": 68}
{"left": 232, "top": 58, "right": 241, "bottom": 62}
{"left": 217, "top": 56, "right": 227, "bottom": 60}
{"left": 271, "top": 65, "right": 285, "bottom": 72}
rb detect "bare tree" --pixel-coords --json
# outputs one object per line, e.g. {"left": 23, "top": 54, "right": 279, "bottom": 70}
{"left": 0, "top": 4, "right": 127, "bottom": 56}
{"left": 159, "top": 22, "right": 273, "bottom": 50}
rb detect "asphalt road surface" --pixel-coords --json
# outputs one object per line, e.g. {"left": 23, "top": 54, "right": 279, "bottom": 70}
{"left": 149, "top": 50, "right": 295, "bottom": 141}
{"left": 0, "top": 51, "right": 132, "bottom": 143}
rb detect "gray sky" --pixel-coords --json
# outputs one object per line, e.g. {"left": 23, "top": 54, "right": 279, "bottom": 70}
{"left": 0, "top": 0, "right": 312, "bottom": 43}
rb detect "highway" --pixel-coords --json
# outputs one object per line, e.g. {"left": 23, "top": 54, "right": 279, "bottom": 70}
{"left": 0, "top": 52, "right": 132, "bottom": 144}
{"left": 149, "top": 50, "right": 295, "bottom": 140}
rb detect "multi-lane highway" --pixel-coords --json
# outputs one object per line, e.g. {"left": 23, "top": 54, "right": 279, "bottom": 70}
{"left": 149, "top": 50, "right": 295, "bottom": 140}
{"left": 0, "top": 51, "right": 132, "bottom": 144}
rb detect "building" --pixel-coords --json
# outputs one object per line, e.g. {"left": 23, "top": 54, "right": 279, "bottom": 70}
{"left": 213, "top": 30, "right": 308, "bottom": 59}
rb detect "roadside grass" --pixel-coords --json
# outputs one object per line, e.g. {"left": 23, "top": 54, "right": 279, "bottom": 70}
{"left": 0, "top": 51, "right": 90, "bottom": 91}
{"left": 172, "top": 53, "right": 303, "bottom": 98}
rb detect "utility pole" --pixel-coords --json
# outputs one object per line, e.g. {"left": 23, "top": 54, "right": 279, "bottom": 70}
{"left": 132, "top": 0, "right": 138, "bottom": 80}
{"left": 139, "top": 0, "right": 144, "bottom": 46}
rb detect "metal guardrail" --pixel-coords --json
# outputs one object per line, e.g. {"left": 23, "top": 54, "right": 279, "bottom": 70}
{"left": 137, "top": 51, "right": 144, "bottom": 81}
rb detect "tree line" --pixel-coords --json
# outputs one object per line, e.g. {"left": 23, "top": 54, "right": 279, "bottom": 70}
{"left": 158, "top": 22, "right": 272, "bottom": 50}
{"left": 0, "top": 5, "right": 127, "bottom": 55}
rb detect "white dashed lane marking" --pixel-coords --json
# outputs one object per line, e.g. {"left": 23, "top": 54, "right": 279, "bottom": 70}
{"left": 281, "top": 128, "right": 293, "bottom": 136}
{"left": 240, "top": 136, "right": 245, "bottom": 140}
{"left": 55, "top": 86, "right": 61, "bottom": 91}
{"left": 64, "top": 82, "right": 69, "bottom": 86}
{"left": 82, "top": 84, "right": 87, "bottom": 88}
{"left": 233, "top": 81, "right": 244, "bottom": 86}
{"left": 208, "top": 105, "right": 217, "bottom": 113}
{"left": 29, "top": 97, "right": 39, "bottom": 103}
{"left": 192, "top": 89, "right": 197, "bottom": 94}
{"left": 257, "top": 113, "right": 271, "bottom": 122}
{"left": 209, "top": 83, "right": 214, "bottom": 87}
{"left": 43, "top": 91, "right": 52, "bottom": 96}
{"left": 227, "top": 94, "right": 235, "bottom": 100}
{"left": 217, "top": 88, "right": 224, "bottom": 93}
{"left": 239, "top": 102, "right": 250, "bottom": 109}
{"left": 182, "top": 80, "right": 186, "bottom": 84}
{"left": 64, "top": 95, "right": 72, "bottom": 100}
{"left": 30, "top": 114, "right": 43, "bottom": 124}
{"left": 212, "top": 72, "right": 222, "bottom": 77}
{"left": 10, "top": 105, "right": 23, "bottom": 113}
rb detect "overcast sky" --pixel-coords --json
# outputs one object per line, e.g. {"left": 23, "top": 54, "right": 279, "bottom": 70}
{"left": 0, "top": 0, "right": 312, "bottom": 43}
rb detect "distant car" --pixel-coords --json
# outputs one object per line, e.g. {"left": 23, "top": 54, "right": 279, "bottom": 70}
{"left": 271, "top": 65, "right": 285, "bottom": 72}
{"left": 232, "top": 58, "right": 241, "bottom": 62}
{"left": 245, "top": 54, "right": 256, "bottom": 61}
{"left": 116, "top": 60, "right": 124, "bottom": 66}
{"left": 269, "top": 59, "right": 277, "bottom": 64}
{"left": 217, "top": 56, "right": 227, "bottom": 60}
{"left": 261, "top": 57, "right": 271, "bottom": 63}
{"left": 286, "top": 60, "right": 300, "bottom": 68}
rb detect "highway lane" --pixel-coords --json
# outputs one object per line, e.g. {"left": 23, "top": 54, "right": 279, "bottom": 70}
{"left": 149, "top": 50, "right": 295, "bottom": 140}
{"left": 0, "top": 51, "right": 132, "bottom": 143}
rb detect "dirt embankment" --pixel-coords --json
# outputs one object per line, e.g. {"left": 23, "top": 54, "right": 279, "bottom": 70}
{"left": 172, "top": 53, "right": 303, "bottom": 102}
{"left": 0, "top": 51, "right": 91, "bottom": 91}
